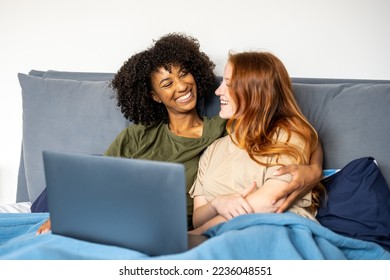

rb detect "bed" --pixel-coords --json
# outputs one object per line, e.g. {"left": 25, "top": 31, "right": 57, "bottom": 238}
{"left": 1, "top": 70, "right": 389, "bottom": 260}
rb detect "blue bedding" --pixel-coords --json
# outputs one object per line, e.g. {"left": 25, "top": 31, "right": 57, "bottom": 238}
{"left": 1, "top": 212, "right": 389, "bottom": 260}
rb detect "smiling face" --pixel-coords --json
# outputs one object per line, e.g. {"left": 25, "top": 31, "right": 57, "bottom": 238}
{"left": 215, "top": 62, "right": 236, "bottom": 119}
{"left": 150, "top": 64, "right": 198, "bottom": 117}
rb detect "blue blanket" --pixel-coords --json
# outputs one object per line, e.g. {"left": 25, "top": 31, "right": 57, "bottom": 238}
{"left": 1, "top": 212, "right": 389, "bottom": 260}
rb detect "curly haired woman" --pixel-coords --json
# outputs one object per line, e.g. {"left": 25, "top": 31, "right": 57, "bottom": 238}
{"left": 104, "top": 33, "right": 227, "bottom": 228}
{"left": 36, "top": 33, "right": 323, "bottom": 233}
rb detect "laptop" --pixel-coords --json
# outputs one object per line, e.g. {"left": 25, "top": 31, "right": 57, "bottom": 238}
{"left": 42, "top": 150, "right": 206, "bottom": 256}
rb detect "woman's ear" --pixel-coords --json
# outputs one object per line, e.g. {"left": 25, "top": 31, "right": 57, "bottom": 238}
{"left": 151, "top": 91, "right": 162, "bottom": 103}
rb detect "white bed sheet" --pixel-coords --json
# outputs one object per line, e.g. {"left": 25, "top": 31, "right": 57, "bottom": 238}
{"left": 0, "top": 202, "right": 31, "bottom": 213}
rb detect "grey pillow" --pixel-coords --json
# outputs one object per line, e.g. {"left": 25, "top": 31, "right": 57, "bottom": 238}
{"left": 17, "top": 70, "right": 117, "bottom": 202}
{"left": 28, "top": 70, "right": 45, "bottom": 77}
{"left": 18, "top": 73, "right": 130, "bottom": 203}
{"left": 293, "top": 82, "right": 390, "bottom": 185}
{"left": 43, "top": 70, "right": 115, "bottom": 81}
{"left": 17, "top": 70, "right": 46, "bottom": 202}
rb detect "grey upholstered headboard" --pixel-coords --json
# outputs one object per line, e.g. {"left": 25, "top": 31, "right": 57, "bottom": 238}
{"left": 16, "top": 72, "right": 390, "bottom": 202}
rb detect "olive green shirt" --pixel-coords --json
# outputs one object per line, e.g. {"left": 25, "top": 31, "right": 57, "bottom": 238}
{"left": 104, "top": 115, "right": 227, "bottom": 228}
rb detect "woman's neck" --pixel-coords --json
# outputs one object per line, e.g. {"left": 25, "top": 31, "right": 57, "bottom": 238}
{"left": 168, "top": 112, "right": 204, "bottom": 138}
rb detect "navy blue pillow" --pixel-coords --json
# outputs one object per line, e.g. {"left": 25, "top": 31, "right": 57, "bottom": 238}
{"left": 30, "top": 187, "right": 49, "bottom": 213}
{"left": 317, "top": 157, "right": 390, "bottom": 251}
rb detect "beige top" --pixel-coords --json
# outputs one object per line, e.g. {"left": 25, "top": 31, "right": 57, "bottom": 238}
{"left": 189, "top": 129, "right": 316, "bottom": 221}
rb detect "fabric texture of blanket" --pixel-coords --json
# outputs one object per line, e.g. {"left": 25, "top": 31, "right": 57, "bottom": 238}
{"left": 1, "top": 212, "right": 389, "bottom": 260}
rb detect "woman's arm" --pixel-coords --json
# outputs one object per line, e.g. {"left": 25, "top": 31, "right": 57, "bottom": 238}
{"left": 245, "top": 179, "right": 287, "bottom": 213}
{"left": 272, "top": 141, "right": 323, "bottom": 213}
{"left": 192, "top": 183, "right": 256, "bottom": 229}
{"left": 189, "top": 215, "right": 227, "bottom": 235}
{"left": 192, "top": 196, "right": 218, "bottom": 229}
{"left": 191, "top": 179, "right": 287, "bottom": 234}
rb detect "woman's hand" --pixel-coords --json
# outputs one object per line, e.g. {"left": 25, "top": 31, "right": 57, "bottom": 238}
{"left": 272, "top": 163, "right": 322, "bottom": 213}
{"left": 211, "top": 182, "right": 257, "bottom": 220}
{"left": 271, "top": 141, "right": 323, "bottom": 213}
{"left": 36, "top": 218, "right": 51, "bottom": 235}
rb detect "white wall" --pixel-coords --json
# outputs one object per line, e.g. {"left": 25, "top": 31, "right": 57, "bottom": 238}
{"left": 1, "top": 0, "right": 389, "bottom": 204}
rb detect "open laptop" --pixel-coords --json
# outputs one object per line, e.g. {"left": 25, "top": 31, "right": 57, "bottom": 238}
{"left": 42, "top": 150, "right": 206, "bottom": 256}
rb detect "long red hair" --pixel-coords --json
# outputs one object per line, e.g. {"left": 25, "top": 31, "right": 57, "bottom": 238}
{"left": 226, "top": 51, "right": 323, "bottom": 211}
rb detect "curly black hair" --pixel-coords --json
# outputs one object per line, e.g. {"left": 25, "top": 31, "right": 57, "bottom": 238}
{"left": 111, "top": 33, "right": 216, "bottom": 126}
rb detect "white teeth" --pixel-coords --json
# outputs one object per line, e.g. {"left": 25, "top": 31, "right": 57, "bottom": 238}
{"left": 176, "top": 92, "right": 191, "bottom": 102}
{"left": 220, "top": 100, "right": 229, "bottom": 105}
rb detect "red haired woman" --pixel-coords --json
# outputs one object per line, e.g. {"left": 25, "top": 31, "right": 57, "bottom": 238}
{"left": 190, "top": 51, "right": 325, "bottom": 234}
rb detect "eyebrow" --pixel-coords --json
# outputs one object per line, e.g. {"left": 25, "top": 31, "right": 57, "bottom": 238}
{"left": 159, "top": 77, "right": 171, "bottom": 86}
{"left": 158, "top": 66, "right": 186, "bottom": 86}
